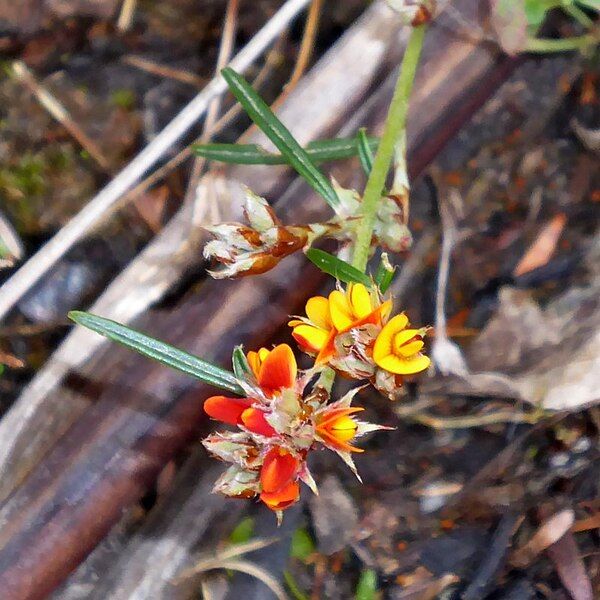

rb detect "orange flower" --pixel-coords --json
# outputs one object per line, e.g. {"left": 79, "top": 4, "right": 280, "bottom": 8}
{"left": 372, "top": 314, "right": 430, "bottom": 375}
{"left": 259, "top": 446, "right": 301, "bottom": 511}
{"left": 289, "top": 283, "right": 392, "bottom": 363}
{"left": 313, "top": 388, "right": 392, "bottom": 479}
{"left": 204, "top": 344, "right": 298, "bottom": 437}
{"left": 204, "top": 396, "right": 277, "bottom": 436}
{"left": 315, "top": 406, "right": 364, "bottom": 453}
{"left": 246, "top": 344, "right": 297, "bottom": 395}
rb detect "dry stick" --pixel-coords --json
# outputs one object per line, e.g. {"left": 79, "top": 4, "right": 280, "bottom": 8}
{"left": 184, "top": 0, "right": 241, "bottom": 210}
{"left": 117, "top": 0, "right": 137, "bottom": 32}
{"left": 0, "top": 0, "right": 311, "bottom": 322}
{"left": 11, "top": 61, "right": 111, "bottom": 172}
{"left": 122, "top": 56, "right": 206, "bottom": 87}
{"left": 411, "top": 410, "right": 540, "bottom": 429}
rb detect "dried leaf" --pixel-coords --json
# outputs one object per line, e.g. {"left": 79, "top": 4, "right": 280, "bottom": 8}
{"left": 547, "top": 529, "right": 593, "bottom": 600}
{"left": 511, "top": 509, "right": 575, "bottom": 568}
{"left": 513, "top": 213, "right": 567, "bottom": 277}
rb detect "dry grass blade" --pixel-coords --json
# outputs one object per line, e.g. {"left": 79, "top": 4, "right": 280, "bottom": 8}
{"left": 173, "top": 537, "right": 279, "bottom": 582}
{"left": 432, "top": 186, "right": 469, "bottom": 377}
{"left": 11, "top": 61, "right": 111, "bottom": 171}
{"left": 117, "top": 0, "right": 137, "bottom": 32}
{"left": 122, "top": 55, "right": 205, "bottom": 87}
{"left": 185, "top": 0, "right": 240, "bottom": 211}
{"left": 411, "top": 410, "right": 540, "bottom": 429}
{"left": 173, "top": 538, "right": 287, "bottom": 600}
{"left": 206, "top": 559, "right": 289, "bottom": 600}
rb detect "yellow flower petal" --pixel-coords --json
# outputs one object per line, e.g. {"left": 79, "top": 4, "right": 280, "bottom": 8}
{"left": 376, "top": 353, "right": 431, "bottom": 375}
{"left": 258, "top": 348, "right": 270, "bottom": 362}
{"left": 247, "top": 351, "right": 261, "bottom": 378}
{"left": 349, "top": 283, "right": 372, "bottom": 319}
{"left": 305, "top": 296, "right": 331, "bottom": 330}
{"left": 396, "top": 339, "right": 424, "bottom": 357}
{"left": 380, "top": 299, "right": 393, "bottom": 323}
{"left": 292, "top": 324, "right": 329, "bottom": 351}
{"left": 392, "top": 329, "right": 421, "bottom": 353}
{"left": 372, "top": 313, "right": 409, "bottom": 363}
{"left": 329, "top": 290, "right": 354, "bottom": 330}
{"left": 329, "top": 415, "right": 358, "bottom": 442}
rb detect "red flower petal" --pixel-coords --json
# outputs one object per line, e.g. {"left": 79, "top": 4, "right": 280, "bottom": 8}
{"left": 260, "top": 447, "right": 299, "bottom": 493}
{"left": 258, "top": 344, "right": 297, "bottom": 393}
{"left": 241, "top": 407, "right": 277, "bottom": 437}
{"left": 203, "top": 395, "right": 252, "bottom": 425}
{"left": 260, "top": 481, "right": 300, "bottom": 510}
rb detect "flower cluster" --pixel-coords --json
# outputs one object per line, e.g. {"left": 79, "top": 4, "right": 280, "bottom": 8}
{"left": 203, "top": 184, "right": 412, "bottom": 279}
{"left": 203, "top": 189, "right": 334, "bottom": 278}
{"left": 386, "top": 0, "right": 436, "bottom": 26}
{"left": 202, "top": 343, "right": 388, "bottom": 521}
{"left": 289, "top": 283, "right": 430, "bottom": 399}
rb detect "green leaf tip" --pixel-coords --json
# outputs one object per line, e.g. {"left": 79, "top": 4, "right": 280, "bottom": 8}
{"left": 305, "top": 248, "right": 372, "bottom": 286}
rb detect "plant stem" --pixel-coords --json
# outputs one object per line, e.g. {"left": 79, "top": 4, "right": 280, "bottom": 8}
{"left": 351, "top": 25, "right": 426, "bottom": 272}
{"left": 525, "top": 34, "right": 596, "bottom": 53}
{"left": 563, "top": 4, "right": 594, "bottom": 30}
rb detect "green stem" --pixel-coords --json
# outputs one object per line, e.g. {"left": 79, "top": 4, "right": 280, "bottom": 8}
{"left": 563, "top": 4, "right": 594, "bottom": 29}
{"left": 525, "top": 34, "right": 596, "bottom": 53}
{"left": 351, "top": 25, "right": 426, "bottom": 272}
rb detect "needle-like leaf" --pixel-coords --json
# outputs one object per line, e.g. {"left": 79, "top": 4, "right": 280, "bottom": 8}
{"left": 357, "top": 128, "right": 374, "bottom": 175}
{"left": 221, "top": 67, "right": 339, "bottom": 209}
{"left": 193, "top": 137, "right": 379, "bottom": 165}
{"left": 305, "top": 248, "right": 372, "bottom": 286}
{"left": 69, "top": 311, "right": 243, "bottom": 394}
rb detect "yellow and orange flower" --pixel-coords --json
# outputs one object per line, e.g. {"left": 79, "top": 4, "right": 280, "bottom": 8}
{"left": 313, "top": 389, "right": 391, "bottom": 478}
{"left": 289, "top": 283, "right": 391, "bottom": 363}
{"left": 372, "top": 314, "right": 430, "bottom": 375}
{"left": 315, "top": 406, "right": 364, "bottom": 453}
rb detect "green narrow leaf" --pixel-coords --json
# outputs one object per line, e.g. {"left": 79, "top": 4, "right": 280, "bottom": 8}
{"left": 192, "top": 137, "right": 380, "bottom": 166}
{"left": 305, "top": 248, "right": 372, "bottom": 286}
{"left": 284, "top": 570, "right": 309, "bottom": 600}
{"left": 373, "top": 252, "right": 396, "bottom": 294}
{"left": 355, "top": 569, "right": 378, "bottom": 600}
{"left": 232, "top": 345, "right": 252, "bottom": 380}
{"left": 357, "top": 128, "right": 374, "bottom": 175}
{"left": 229, "top": 517, "right": 255, "bottom": 545}
{"left": 290, "top": 528, "right": 315, "bottom": 561}
{"left": 221, "top": 67, "right": 340, "bottom": 209}
{"left": 68, "top": 311, "right": 243, "bottom": 395}
{"left": 575, "top": 1, "right": 599, "bottom": 11}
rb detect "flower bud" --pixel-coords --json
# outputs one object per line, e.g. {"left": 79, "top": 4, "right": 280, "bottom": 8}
{"left": 386, "top": 0, "right": 436, "bottom": 25}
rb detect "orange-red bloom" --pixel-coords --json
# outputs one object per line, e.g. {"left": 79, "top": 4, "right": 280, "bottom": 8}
{"left": 259, "top": 447, "right": 301, "bottom": 510}
{"left": 204, "top": 344, "right": 299, "bottom": 437}
{"left": 247, "top": 344, "right": 297, "bottom": 394}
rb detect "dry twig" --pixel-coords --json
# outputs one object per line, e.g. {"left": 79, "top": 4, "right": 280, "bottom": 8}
{"left": 122, "top": 56, "right": 205, "bottom": 87}
{"left": 11, "top": 62, "right": 111, "bottom": 171}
